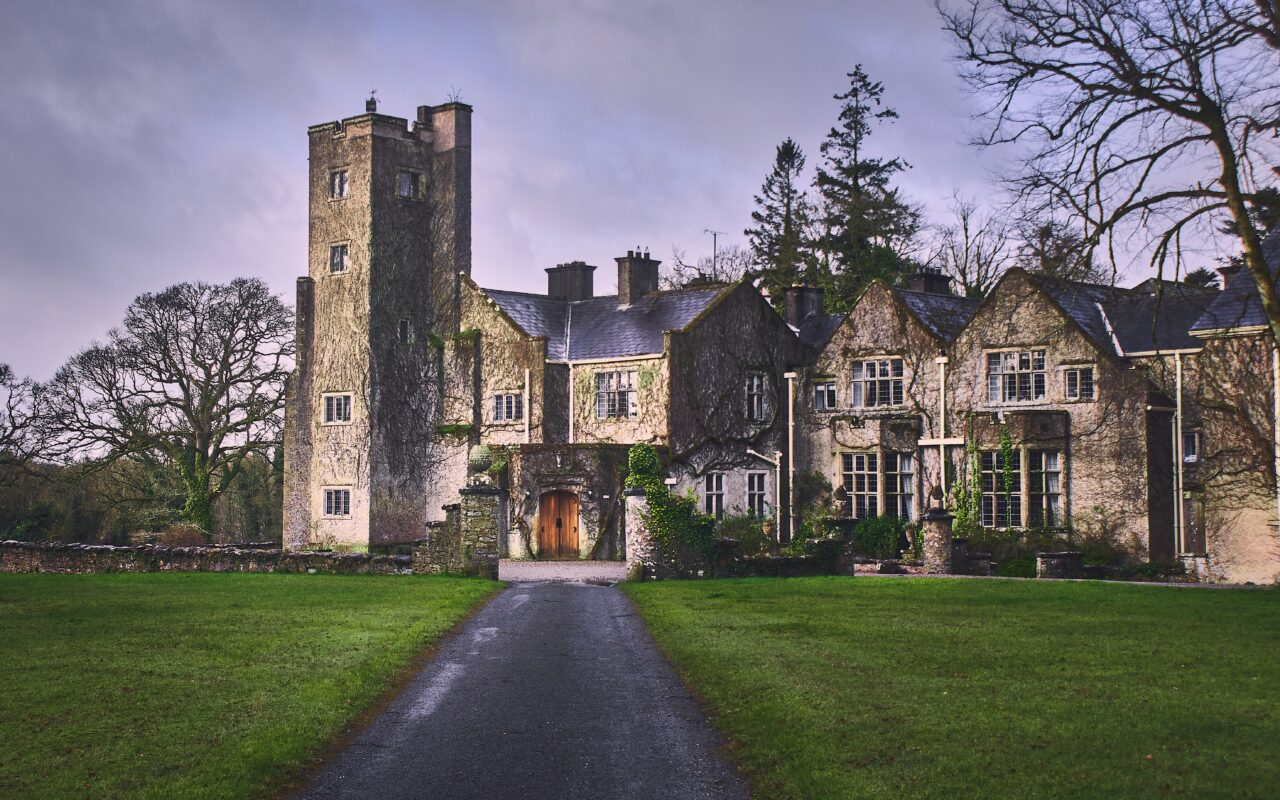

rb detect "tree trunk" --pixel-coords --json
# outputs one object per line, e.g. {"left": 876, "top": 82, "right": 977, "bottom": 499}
{"left": 181, "top": 474, "right": 215, "bottom": 541}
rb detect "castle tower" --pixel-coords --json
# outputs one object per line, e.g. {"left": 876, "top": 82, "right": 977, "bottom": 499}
{"left": 283, "top": 98, "right": 473, "bottom": 549}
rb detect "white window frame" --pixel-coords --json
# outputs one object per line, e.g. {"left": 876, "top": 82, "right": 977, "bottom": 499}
{"left": 746, "top": 472, "right": 769, "bottom": 517}
{"left": 329, "top": 170, "right": 349, "bottom": 199}
{"left": 397, "top": 319, "right": 414, "bottom": 345}
{"left": 396, "top": 169, "right": 422, "bottom": 200}
{"left": 745, "top": 372, "right": 768, "bottom": 422}
{"left": 1063, "top": 365, "right": 1095, "bottom": 401}
{"left": 851, "top": 358, "right": 905, "bottom": 408}
{"left": 321, "top": 392, "right": 352, "bottom": 425}
{"left": 986, "top": 349, "right": 1047, "bottom": 404}
{"left": 703, "top": 472, "right": 725, "bottom": 519}
{"left": 814, "top": 380, "right": 837, "bottom": 410}
{"left": 493, "top": 392, "right": 524, "bottom": 422}
{"left": 329, "top": 243, "right": 350, "bottom": 274}
{"left": 322, "top": 487, "right": 351, "bottom": 518}
{"left": 595, "top": 370, "right": 638, "bottom": 419}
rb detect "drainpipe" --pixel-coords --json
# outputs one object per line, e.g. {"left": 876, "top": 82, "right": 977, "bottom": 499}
{"left": 1174, "top": 353, "right": 1184, "bottom": 554}
{"left": 1274, "top": 345, "right": 1280, "bottom": 547}
{"left": 568, "top": 363, "right": 575, "bottom": 444}
{"left": 784, "top": 371, "right": 797, "bottom": 541}
{"left": 936, "top": 354, "right": 949, "bottom": 499}
{"left": 524, "top": 367, "right": 531, "bottom": 444}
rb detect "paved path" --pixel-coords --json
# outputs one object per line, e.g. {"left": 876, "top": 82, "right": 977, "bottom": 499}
{"left": 498, "top": 559, "right": 629, "bottom": 584}
{"left": 296, "top": 583, "right": 750, "bottom": 800}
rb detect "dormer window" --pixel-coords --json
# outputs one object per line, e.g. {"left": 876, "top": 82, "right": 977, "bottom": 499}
{"left": 851, "top": 358, "right": 904, "bottom": 408}
{"left": 987, "top": 350, "right": 1046, "bottom": 403}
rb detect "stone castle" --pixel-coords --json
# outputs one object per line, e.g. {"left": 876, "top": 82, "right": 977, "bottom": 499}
{"left": 283, "top": 96, "right": 1280, "bottom": 584}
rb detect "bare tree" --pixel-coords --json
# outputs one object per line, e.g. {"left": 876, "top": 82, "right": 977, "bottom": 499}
{"left": 41, "top": 279, "right": 293, "bottom": 536}
{"left": 929, "top": 193, "right": 1016, "bottom": 297}
{"left": 939, "top": 0, "right": 1280, "bottom": 339}
{"left": 0, "top": 364, "right": 39, "bottom": 480}
{"left": 662, "top": 244, "right": 757, "bottom": 289}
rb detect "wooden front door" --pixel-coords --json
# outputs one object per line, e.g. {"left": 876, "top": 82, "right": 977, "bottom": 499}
{"left": 538, "top": 491, "right": 579, "bottom": 558}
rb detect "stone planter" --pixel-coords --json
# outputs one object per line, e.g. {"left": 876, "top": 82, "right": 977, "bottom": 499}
{"left": 1036, "top": 551, "right": 1084, "bottom": 579}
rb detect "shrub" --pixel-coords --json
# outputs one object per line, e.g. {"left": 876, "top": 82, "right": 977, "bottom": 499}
{"left": 717, "top": 515, "right": 773, "bottom": 556}
{"left": 849, "top": 516, "right": 907, "bottom": 559}
{"left": 626, "top": 444, "right": 716, "bottom": 571}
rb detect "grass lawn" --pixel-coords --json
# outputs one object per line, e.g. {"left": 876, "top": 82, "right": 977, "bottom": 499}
{"left": 0, "top": 573, "right": 497, "bottom": 800}
{"left": 625, "top": 577, "right": 1280, "bottom": 799}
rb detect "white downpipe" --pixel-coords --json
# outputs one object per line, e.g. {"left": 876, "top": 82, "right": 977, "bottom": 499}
{"left": 1273, "top": 345, "right": 1280, "bottom": 545}
{"left": 524, "top": 367, "right": 531, "bottom": 444}
{"left": 1174, "top": 353, "right": 1184, "bottom": 554}
{"left": 784, "top": 372, "right": 797, "bottom": 541}
{"left": 936, "top": 355, "right": 949, "bottom": 499}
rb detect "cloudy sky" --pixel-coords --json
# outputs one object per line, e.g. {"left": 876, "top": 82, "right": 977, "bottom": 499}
{"left": 0, "top": 0, "right": 1030, "bottom": 379}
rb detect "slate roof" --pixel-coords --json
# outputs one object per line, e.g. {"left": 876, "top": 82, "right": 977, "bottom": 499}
{"left": 1024, "top": 274, "right": 1132, "bottom": 358}
{"left": 1189, "top": 229, "right": 1280, "bottom": 333}
{"left": 1103, "top": 287, "right": 1218, "bottom": 353}
{"left": 895, "top": 288, "right": 980, "bottom": 343}
{"left": 481, "top": 285, "right": 730, "bottom": 361}
{"left": 796, "top": 313, "right": 844, "bottom": 350}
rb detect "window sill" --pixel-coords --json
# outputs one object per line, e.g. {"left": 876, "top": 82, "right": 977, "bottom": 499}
{"left": 320, "top": 421, "right": 353, "bottom": 427}
{"left": 321, "top": 515, "right": 353, "bottom": 521}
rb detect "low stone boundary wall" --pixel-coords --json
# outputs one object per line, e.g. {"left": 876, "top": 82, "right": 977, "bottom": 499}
{"left": 0, "top": 540, "right": 411, "bottom": 575}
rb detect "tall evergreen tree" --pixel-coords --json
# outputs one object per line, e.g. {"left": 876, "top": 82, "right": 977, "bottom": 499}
{"left": 744, "top": 138, "right": 814, "bottom": 307}
{"left": 815, "top": 65, "right": 920, "bottom": 310}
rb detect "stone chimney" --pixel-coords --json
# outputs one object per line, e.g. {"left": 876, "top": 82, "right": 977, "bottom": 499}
{"left": 617, "top": 249, "right": 661, "bottom": 305}
{"left": 546, "top": 261, "right": 596, "bottom": 301}
{"left": 1217, "top": 263, "right": 1242, "bottom": 289}
{"left": 907, "top": 267, "right": 952, "bottom": 295}
{"left": 783, "top": 286, "right": 825, "bottom": 327}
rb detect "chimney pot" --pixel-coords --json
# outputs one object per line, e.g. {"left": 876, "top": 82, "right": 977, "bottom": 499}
{"left": 783, "top": 286, "right": 825, "bottom": 327}
{"left": 907, "top": 267, "right": 953, "bottom": 295}
{"left": 617, "top": 249, "right": 662, "bottom": 305}
{"left": 546, "top": 261, "right": 596, "bottom": 302}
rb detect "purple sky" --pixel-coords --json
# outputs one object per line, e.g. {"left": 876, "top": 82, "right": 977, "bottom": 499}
{"left": 2, "top": 0, "right": 1053, "bottom": 379}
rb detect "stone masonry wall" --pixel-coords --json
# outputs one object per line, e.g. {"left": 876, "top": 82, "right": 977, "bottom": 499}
{"left": 0, "top": 540, "right": 412, "bottom": 575}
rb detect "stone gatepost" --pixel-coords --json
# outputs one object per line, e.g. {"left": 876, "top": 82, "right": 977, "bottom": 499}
{"left": 458, "top": 484, "right": 502, "bottom": 579}
{"left": 624, "top": 488, "right": 653, "bottom": 578}
{"left": 921, "top": 488, "right": 954, "bottom": 575}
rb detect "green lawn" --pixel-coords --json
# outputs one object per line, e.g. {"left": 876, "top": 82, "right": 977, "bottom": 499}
{"left": 0, "top": 573, "right": 497, "bottom": 800}
{"left": 625, "top": 577, "right": 1280, "bottom": 799}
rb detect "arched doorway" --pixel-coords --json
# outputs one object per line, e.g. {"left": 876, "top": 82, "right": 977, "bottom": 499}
{"left": 538, "top": 491, "right": 580, "bottom": 559}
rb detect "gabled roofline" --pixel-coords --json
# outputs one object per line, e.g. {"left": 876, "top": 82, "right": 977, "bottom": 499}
{"left": 964, "top": 267, "right": 1127, "bottom": 365}
{"left": 461, "top": 272, "right": 540, "bottom": 341}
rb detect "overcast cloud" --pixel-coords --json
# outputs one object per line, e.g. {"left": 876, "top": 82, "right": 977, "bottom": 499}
{"left": 1, "top": 0, "right": 1027, "bottom": 379}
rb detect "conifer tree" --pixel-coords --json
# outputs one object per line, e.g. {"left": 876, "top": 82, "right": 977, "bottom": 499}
{"left": 744, "top": 138, "right": 814, "bottom": 307}
{"left": 815, "top": 65, "right": 920, "bottom": 310}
